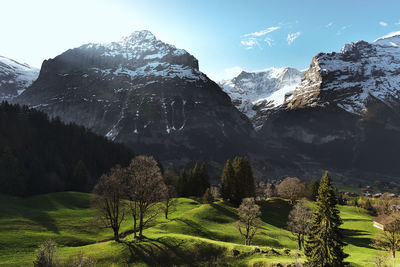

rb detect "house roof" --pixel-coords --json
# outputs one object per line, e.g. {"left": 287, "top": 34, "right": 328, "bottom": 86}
{"left": 373, "top": 214, "right": 396, "bottom": 225}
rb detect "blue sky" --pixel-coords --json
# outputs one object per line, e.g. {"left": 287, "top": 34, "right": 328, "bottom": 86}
{"left": 1, "top": 0, "right": 400, "bottom": 80}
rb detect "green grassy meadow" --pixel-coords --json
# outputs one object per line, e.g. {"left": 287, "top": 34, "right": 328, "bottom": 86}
{"left": 0, "top": 192, "right": 396, "bottom": 266}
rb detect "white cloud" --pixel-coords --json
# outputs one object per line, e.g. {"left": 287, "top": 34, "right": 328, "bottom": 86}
{"left": 240, "top": 26, "right": 280, "bottom": 49}
{"left": 325, "top": 22, "right": 333, "bottom": 28}
{"left": 336, "top": 24, "right": 352, "bottom": 35}
{"left": 264, "top": 37, "right": 274, "bottom": 47}
{"left": 380, "top": 21, "right": 388, "bottom": 27}
{"left": 395, "top": 21, "right": 400, "bottom": 25}
{"left": 240, "top": 38, "right": 259, "bottom": 49}
{"left": 243, "top": 26, "right": 280, "bottom": 37}
{"left": 287, "top": 32, "right": 301, "bottom": 45}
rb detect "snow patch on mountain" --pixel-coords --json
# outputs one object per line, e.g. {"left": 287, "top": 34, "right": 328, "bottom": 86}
{"left": 78, "top": 30, "right": 203, "bottom": 82}
{"left": 374, "top": 31, "right": 400, "bottom": 47}
{"left": 288, "top": 32, "right": 400, "bottom": 114}
{"left": 0, "top": 56, "right": 39, "bottom": 100}
{"left": 219, "top": 67, "right": 304, "bottom": 118}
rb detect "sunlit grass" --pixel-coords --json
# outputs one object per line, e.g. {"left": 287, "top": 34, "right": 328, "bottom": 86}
{"left": 0, "top": 192, "right": 395, "bottom": 266}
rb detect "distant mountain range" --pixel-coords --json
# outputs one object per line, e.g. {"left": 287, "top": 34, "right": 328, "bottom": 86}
{"left": 219, "top": 67, "right": 304, "bottom": 129}
{"left": 2, "top": 30, "right": 400, "bottom": 184}
{"left": 0, "top": 56, "right": 38, "bottom": 100}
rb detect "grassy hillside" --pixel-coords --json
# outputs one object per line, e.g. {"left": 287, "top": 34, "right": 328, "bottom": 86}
{"left": 0, "top": 192, "right": 395, "bottom": 266}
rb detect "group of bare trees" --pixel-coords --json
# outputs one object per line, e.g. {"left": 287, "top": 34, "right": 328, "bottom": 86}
{"left": 34, "top": 239, "right": 96, "bottom": 267}
{"left": 92, "top": 155, "right": 171, "bottom": 241}
{"left": 276, "top": 177, "right": 322, "bottom": 204}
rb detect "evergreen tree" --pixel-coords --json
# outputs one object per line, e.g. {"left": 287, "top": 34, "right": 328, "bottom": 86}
{"left": 221, "top": 160, "right": 235, "bottom": 201}
{"left": 231, "top": 157, "right": 256, "bottom": 205}
{"left": 232, "top": 157, "right": 245, "bottom": 205}
{"left": 199, "top": 163, "right": 210, "bottom": 196}
{"left": 307, "top": 179, "right": 320, "bottom": 201}
{"left": 202, "top": 188, "right": 214, "bottom": 203}
{"left": 0, "top": 148, "right": 25, "bottom": 196}
{"left": 305, "top": 171, "right": 348, "bottom": 266}
{"left": 71, "top": 160, "right": 90, "bottom": 191}
{"left": 190, "top": 163, "right": 201, "bottom": 196}
{"left": 242, "top": 157, "right": 255, "bottom": 198}
{"left": 177, "top": 169, "right": 188, "bottom": 197}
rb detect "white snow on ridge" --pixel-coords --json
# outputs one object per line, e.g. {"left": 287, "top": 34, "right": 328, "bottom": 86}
{"left": 78, "top": 30, "right": 204, "bottom": 82}
{"left": 290, "top": 31, "right": 400, "bottom": 114}
{"left": 0, "top": 56, "right": 39, "bottom": 99}
{"left": 0, "top": 56, "right": 39, "bottom": 87}
{"left": 82, "top": 30, "right": 188, "bottom": 62}
{"left": 109, "top": 62, "right": 206, "bottom": 81}
{"left": 219, "top": 67, "right": 304, "bottom": 118}
{"left": 374, "top": 31, "right": 400, "bottom": 47}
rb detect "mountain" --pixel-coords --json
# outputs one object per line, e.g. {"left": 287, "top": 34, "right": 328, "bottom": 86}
{"left": 256, "top": 32, "right": 400, "bottom": 182}
{"left": 17, "top": 30, "right": 254, "bottom": 167}
{"left": 0, "top": 56, "right": 39, "bottom": 101}
{"left": 219, "top": 67, "right": 303, "bottom": 129}
{"left": 287, "top": 31, "right": 400, "bottom": 112}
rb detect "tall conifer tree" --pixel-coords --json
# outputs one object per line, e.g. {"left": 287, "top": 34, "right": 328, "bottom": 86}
{"left": 221, "top": 160, "right": 235, "bottom": 200}
{"left": 199, "top": 163, "right": 210, "bottom": 196}
{"left": 232, "top": 157, "right": 245, "bottom": 205}
{"left": 242, "top": 157, "right": 255, "bottom": 198}
{"left": 305, "top": 171, "right": 348, "bottom": 266}
{"left": 177, "top": 169, "right": 188, "bottom": 197}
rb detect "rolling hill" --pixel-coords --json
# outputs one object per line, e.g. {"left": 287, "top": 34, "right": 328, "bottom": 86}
{"left": 0, "top": 192, "right": 390, "bottom": 266}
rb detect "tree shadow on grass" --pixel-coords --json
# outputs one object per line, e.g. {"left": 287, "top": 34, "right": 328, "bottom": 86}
{"left": 170, "top": 218, "right": 219, "bottom": 240}
{"left": 258, "top": 199, "right": 292, "bottom": 229}
{"left": 343, "top": 228, "right": 373, "bottom": 249}
{"left": 4, "top": 195, "right": 61, "bottom": 234}
{"left": 122, "top": 236, "right": 226, "bottom": 267}
{"left": 210, "top": 202, "right": 238, "bottom": 222}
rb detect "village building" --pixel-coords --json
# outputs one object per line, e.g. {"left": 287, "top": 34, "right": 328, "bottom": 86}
{"left": 372, "top": 214, "right": 395, "bottom": 230}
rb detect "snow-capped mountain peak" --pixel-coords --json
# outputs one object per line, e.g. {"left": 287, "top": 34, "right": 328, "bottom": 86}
{"left": 0, "top": 56, "right": 39, "bottom": 100}
{"left": 81, "top": 30, "right": 190, "bottom": 66}
{"left": 288, "top": 33, "right": 400, "bottom": 114}
{"left": 219, "top": 67, "right": 304, "bottom": 123}
{"left": 374, "top": 31, "right": 400, "bottom": 47}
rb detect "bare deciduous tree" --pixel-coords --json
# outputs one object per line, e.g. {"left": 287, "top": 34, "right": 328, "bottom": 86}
{"left": 287, "top": 199, "right": 313, "bottom": 250}
{"left": 124, "top": 156, "right": 167, "bottom": 239}
{"left": 264, "top": 183, "right": 276, "bottom": 198}
{"left": 277, "top": 177, "right": 304, "bottom": 205}
{"left": 64, "top": 251, "right": 97, "bottom": 267}
{"left": 375, "top": 193, "right": 395, "bottom": 215}
{"left": 374, "top": 215, "right": 400, "bottom": 259}
{"left": 92, "top": 165, "right": 126, "bottom": 242}
{"left": 163, "top": 169, "right": 178, "bottom": 219}
{"left": 33, "top": 239, "right": 59, "bottom": 267}
{"left": 370, "top": 253, "right": 390, "bottom": 267}
{"left": 235, "top": 198, "right": 262, "bottom": 245}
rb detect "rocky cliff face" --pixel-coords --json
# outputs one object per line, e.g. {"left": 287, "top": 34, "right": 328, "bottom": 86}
{"left": 288, "top": 32, "right": 400, "bottom": 112}
{"left": 0, "top": 56, "right": 38, "bottom": 101}
{"left": 17, "top": 31, "right": 254, "bottom": 165}
{"left": 256, "top": 32, "right": 400, "bottom": 180}
{"left": 219, "top": 67, "right": 303, "bottom": 129}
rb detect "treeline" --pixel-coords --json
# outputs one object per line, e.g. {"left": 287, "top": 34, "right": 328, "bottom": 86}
{"left": 220, "top": 157, "right": 255, "bottom": 205}
{"left": 0, "top": 102, "right": 133, "bottom": 196}
{"left": 176, "top": 163, "right": 210, "bottom": 197}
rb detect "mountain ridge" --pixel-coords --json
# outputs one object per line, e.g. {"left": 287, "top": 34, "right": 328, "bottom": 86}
{"left": 0, "top": 55, "right": 39, "bottom": 101}
{"left": 16, "top": 30, "right": 255, "bottom": 169}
